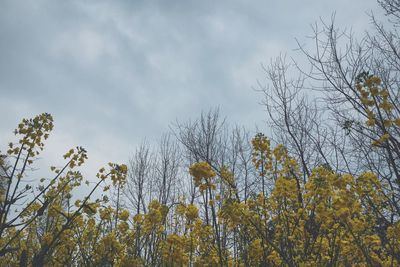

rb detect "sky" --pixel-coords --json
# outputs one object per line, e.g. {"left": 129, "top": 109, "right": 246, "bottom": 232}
{"left": 0, "top": 0, "right": 387, "bottom": 178}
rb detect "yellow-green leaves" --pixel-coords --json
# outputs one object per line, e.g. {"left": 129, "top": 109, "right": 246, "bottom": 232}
{"left": 189, "top": 161, "right": 216, "bottom": 191}
{"left": 14, "top": 113, "right": 53, "bottom": 154}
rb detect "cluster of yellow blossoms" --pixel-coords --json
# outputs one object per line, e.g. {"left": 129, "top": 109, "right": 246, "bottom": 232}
{"left": 1, "top": 109, "right": 399, "bottom": 266}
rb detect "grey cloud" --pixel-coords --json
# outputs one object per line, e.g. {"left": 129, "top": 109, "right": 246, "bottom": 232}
{"left": 0, "top": 0, "right": 386, "bottom": 174}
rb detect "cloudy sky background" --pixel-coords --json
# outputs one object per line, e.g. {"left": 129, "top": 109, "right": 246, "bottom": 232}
{"left": 0, "top": 0, "right": 387, "bottom": 178}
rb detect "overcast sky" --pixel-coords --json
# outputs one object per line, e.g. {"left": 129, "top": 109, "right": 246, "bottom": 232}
{"left": 0, "top": 0, "right": 386, "bottom": 177}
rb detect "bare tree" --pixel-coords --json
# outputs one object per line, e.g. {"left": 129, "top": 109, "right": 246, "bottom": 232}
{"left": 124, "top": 142, "right": 153, "bottom": 216}
{"left": 154, "top": 133, "right": 181, "bottom": 207}
{"left": 260, "top": 6, "right": 400, "bottom": 219}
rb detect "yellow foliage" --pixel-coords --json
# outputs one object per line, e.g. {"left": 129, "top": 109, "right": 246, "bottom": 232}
{"left": 1, "top": 113, "right": 399, "bottom": 266}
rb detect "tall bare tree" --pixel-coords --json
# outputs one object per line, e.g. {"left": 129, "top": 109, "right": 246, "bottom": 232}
{"left": 260, "top": 3, "right": 400, "bottom": 220}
